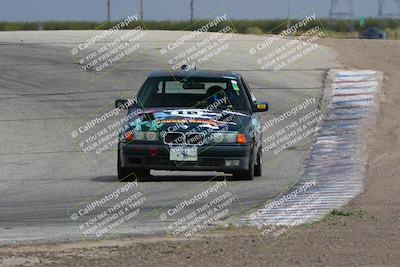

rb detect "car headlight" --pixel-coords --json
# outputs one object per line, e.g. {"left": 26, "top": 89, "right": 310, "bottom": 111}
{"left": 145, "top": 131, "right": 158, "bottom": 141}
{"left": 135, "top": 131, "right": 145, "bottom": 140}
{"left": 122, "top": 131, "right": 159, "bottom": 141}
{"left": 210, "top": 132, "right": 238, "bottom": 143}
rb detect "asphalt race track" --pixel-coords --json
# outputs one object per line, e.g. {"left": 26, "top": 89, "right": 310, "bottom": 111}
{"left": 0, "top": 30, "right": 339, "bottom": 244}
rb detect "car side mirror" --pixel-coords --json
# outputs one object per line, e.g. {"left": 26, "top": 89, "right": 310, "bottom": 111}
{"left": 253, "top": 102, "right": 269, "bottom": 112}
{"left": 115, "top": 99, "right": 129, "bottom": 109}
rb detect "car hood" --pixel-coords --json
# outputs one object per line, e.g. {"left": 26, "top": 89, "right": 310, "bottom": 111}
{"left": 123, "top": 108, "right": 251, "bottom": 133}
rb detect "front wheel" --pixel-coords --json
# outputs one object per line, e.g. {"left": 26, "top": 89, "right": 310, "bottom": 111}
{"left": 118, "top": 165, "right": 150, "bottom": 182}
{"left": 233, "top": 161, "right": 254, "bottom": 181}
{"left": 117, "top": 166, "right": 132, "bottom": 182}
{"left": 254, "top": 149, "right": 263, "bottom": 177}
{"left": 117, "top": 145, "right": 150, "bottom": 181}
{"left": 117, "top": 153, "right": 134, "bottom": 182}
{"left": 131, "top": 169, "right": 151, "bottom": 181}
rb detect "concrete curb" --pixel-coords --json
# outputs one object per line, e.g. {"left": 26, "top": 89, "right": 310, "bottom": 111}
{"left": 240, "top": 69, "right": 383, "bottom": 228}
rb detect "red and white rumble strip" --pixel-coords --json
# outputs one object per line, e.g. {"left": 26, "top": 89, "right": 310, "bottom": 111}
{"left": 242, "top": 69, "right": 383, "bottom": 229}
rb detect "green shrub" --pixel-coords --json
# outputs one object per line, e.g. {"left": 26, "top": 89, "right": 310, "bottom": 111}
{"left": 1, "top": 18, "right": 400, "bottom": 40}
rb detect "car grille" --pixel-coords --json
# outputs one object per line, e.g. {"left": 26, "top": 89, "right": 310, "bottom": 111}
{"left": 185, "top": 133, "right": 205, "bottom": 145}
{"left": 163, "top": 132, "right": 205, "bottom": 145}
{"left": 164, "top": 132, "right": 185, "bottom": 145}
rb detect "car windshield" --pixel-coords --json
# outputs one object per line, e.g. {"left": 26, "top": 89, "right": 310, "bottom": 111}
{"left": 137, "top": 77, "right": 249, "bottom": 111}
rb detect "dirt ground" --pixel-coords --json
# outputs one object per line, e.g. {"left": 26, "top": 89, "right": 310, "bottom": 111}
{"left": 1, "top": 38, "right": 399, "bottom": 267}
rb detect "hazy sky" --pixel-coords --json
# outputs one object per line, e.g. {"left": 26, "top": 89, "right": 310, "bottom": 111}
{"left": 0, "top": 0, "right": 397, "bottom": 21}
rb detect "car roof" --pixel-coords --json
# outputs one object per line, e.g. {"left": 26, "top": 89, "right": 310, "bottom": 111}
{"left": 148, "top": 70, "right": 242, "bottom": 79}
{"left": 365, "top": 27, "right": 384, "bottom": 32}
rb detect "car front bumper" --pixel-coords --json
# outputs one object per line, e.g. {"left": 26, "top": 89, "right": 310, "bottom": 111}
{"left": 119, "top": 143, "right": 251, "bottom": 172}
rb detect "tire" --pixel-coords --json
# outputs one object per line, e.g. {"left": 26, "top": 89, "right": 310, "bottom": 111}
{"left": 117, "top": 151, "right": 133, "bottom": 182}
{"left": 132, "top": 169, "right": 151, "bottom": 181}
{"left": 233, "top": 159, "right": 254, "bottom": 181}
{"left": 117, "top": 144, "right": 150, "bottom": 182}
{"left": 117, "top": 166, "right": 133, "bottom": 182}
{"left": 118, "top": 163, "right": 150, "bottom": 182}
{"left": 254, "top": 149, "right": 263, "bottom": 177}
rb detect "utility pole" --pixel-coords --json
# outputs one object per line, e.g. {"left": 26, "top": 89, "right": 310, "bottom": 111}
{"left": 287, "top": 0, "right": 292, "bottom": 30}
{"left": 140, "top": 0, "right": 144, "bottom": 20}
{"left": 329, "top": 0, "right": 354, "bottom": 19}
{"left": 329, "top": 0, "right": 354, "bottom": 31}
{"left": 190, "top": 0, "right": 194, "bottom": 22}
{"left": 107, "top": 0, "right": 111, "bottom": 24}
{"left": 378, "top": 0, "right": 400, "bottom": 17}
{"left": 378, "top": 0, "right": 384, "bottom": 17}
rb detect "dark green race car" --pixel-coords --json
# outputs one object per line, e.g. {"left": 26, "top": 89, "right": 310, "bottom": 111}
{"left": 115, "top": 70, "right": 268, "bottom": 181}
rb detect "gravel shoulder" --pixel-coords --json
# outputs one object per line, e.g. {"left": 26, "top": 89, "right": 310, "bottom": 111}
{"left": 1, "top": 38, "right": 399, "bottom": 267}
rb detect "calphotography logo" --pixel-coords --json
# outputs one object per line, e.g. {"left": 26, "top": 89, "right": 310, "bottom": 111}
{"left": 68, "top": 181, "right": 150, "bottom": 238}
{"left": 159, "top": 11, "right": 236, "bottom": 71}
{"left": 158, "top": 178, "right": 242, "bottom": 238}
{"left": 70, "top": 9, "right": 147, "bottom": 82}
{"left": 69, "top": 97, "right": 143, "bottom": 158}
{"left": 249, "top": 12, "right": 326, "bottom": 72}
